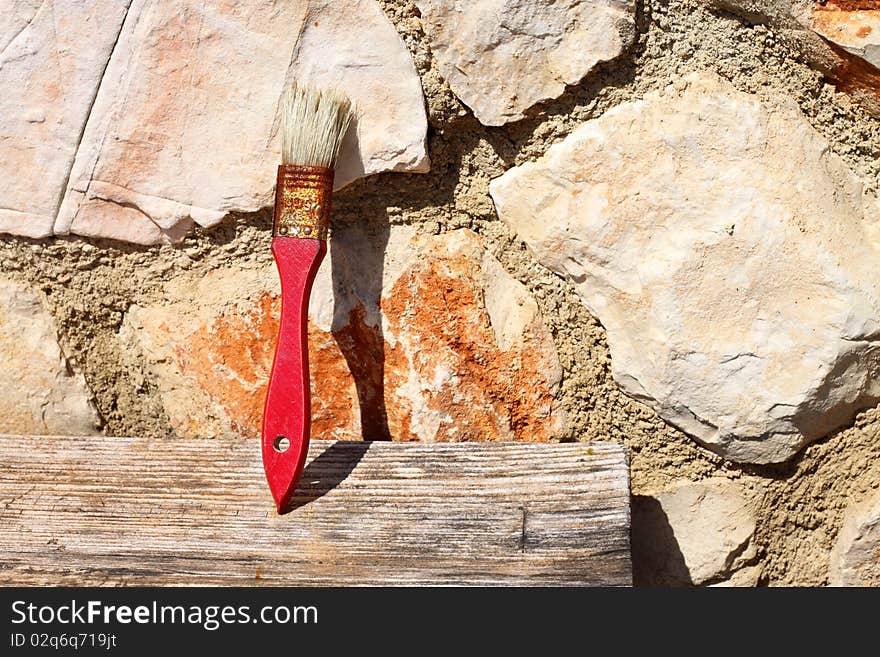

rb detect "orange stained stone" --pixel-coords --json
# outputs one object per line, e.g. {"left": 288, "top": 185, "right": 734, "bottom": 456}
{"left": 172, "top": 235, "right": 562, "bottom": 443}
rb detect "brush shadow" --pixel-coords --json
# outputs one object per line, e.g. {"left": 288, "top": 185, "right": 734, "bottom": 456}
{"left": 631, "top": 494, "right": 693, "bottom": 587}
{"left": 327, "top": 210, "right": 393, "bottom": 442}
{"left": 286, "top": 441, "right": 373, "bottom": 511}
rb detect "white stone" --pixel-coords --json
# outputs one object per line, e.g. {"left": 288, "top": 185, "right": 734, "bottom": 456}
{"left": 830, "top": 489, "right": 880, "bottom": 587}
{"left": 415, "top": 0, "right": 635, "bottom": 126}
{"left": 0, "top": 0, "right": 131, "bottom": 238}
{"left": 0, "top": 278, "right": 100, "bottom": 435}
{"left": 491, "top": 71, "right": 880, "bottom": 464}
{"left": 29, "top": 0, "right": 430, "bottom": 245}
{"left": 633, "top": 479, "right": 758, "bottom": 586}
{"left": 294, "top": 0, "right": 431, "bottom": 188}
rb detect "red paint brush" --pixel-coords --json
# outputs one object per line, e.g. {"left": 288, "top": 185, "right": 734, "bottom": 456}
{"left": 262, "top": 84, "right": 352, "bottom": 513}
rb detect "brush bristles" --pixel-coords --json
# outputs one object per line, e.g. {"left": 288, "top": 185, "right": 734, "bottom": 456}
{"left": 281, "top": 83, "right": 353, "bottom": 168}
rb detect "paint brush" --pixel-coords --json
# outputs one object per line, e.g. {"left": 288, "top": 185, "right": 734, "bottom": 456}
{"left": 262, "top": 83, "right": 352, "bottom": 513}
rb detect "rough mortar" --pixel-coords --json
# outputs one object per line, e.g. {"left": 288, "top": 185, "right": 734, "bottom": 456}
{"left": 2, "top": 0, "right": 880, "bottom": 585}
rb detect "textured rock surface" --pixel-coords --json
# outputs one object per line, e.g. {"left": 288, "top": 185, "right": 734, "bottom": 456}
{"left": 415, "top": 0, "right": 635, "bottom": 125}
{"left": 0, "top": 278, "right": 100, "bottom": 435}
{"left": 119, "top": 266, "right": 277, "bottom": 438}
{"left": 122, "top": 227, "right": 564, "bottom": 441}
{"left": 700, "top": 0, "right": 880, "bottom": 117}
{"left": 491, "top": 71, "right": 880, "bottom": 464}
{"left": 632, "top": 479, "right": 758, "bottom": 586}
{"left": 809, "top": 3, "right": 880, "bottom": 69}
{"left": 1, "top": 0, "right": 428, "bottom": 244}
{"left": 830, "top": 489, "right": 880, "bottom": 586}
{"left": 0, "top": 0, "right": 131, "bottom": 238}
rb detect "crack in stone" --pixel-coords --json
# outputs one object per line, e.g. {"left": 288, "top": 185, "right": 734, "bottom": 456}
{"left": 700, "top": 535, "right": 760, "bottom": 586}
{"left": 0, "top": 0, "right": 49, "bottom": 58}
{"left": 52, "top": 1, "right": 134, "bottom": 234}
{"left": 86, "top": 189, "right": 194, "bottom": 239}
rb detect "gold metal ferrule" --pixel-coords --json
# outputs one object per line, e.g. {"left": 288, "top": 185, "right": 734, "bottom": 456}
{"left": 273, "top": 165, "right": 334, "bottom": 239}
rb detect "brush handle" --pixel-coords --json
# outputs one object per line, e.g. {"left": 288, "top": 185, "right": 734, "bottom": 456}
{"left": 262, "top": 237, "right": 327, "bottom": 513}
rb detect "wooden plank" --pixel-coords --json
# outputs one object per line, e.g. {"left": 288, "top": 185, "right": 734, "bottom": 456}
{"left": 0, "top": 435, "right": 631, "bottom": 586}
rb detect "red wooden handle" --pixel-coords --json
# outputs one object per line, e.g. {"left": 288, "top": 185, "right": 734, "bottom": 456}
{"left": 262, "top": 237, "right": 327, "bottom": 513}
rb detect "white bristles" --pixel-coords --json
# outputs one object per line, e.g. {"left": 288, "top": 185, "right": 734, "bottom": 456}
{"left": 281, "top": 83, "right": 353, "bottom": 168}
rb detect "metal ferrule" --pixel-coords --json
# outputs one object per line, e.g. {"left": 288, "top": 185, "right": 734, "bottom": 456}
{"left": 272, "top": 165, "right": 334, "bottom": 240}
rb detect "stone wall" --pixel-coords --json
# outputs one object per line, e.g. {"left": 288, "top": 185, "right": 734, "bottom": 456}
{"left": 2, "top": 0, "right": 880, "bottom": 585}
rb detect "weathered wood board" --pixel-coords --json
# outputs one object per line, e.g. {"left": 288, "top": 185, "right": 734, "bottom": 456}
{"left": 0, "top": 435, "right": 631, "bottom": 586}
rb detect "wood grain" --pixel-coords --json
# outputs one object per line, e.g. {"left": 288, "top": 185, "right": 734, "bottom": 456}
{"left": 0, "top": 435, "right": 631, "bottom": 586}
